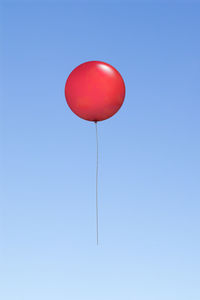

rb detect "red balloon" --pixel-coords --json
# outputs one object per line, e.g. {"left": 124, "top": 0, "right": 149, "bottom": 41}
{"left": 65, "top": 61, "right": 125, "bottom": 122}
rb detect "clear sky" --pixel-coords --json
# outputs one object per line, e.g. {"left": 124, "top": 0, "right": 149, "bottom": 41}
{"left": 1, "top": 1, "right": 200, "bottom": 300}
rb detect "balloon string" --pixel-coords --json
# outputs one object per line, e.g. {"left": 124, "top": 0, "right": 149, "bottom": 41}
{"left": 95, "top": 121, "right": 99, "bottom": 245}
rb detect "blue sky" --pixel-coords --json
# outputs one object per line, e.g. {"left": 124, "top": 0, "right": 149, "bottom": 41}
{"left": 1, "top": 2, "right": 200, "bottom": 300}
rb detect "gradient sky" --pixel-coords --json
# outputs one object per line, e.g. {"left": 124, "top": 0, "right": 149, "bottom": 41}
{"left": 1, "top": 1, "right": 200, "bottom": 300}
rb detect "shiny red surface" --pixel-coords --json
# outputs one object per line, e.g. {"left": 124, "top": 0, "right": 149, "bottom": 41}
{"left": 65, "top": 61, "right": 125, "bottom": 122}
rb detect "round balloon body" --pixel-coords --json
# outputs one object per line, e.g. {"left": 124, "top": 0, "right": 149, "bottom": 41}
{"left": 65, "top": 61, "right": 125, "bottom": 122}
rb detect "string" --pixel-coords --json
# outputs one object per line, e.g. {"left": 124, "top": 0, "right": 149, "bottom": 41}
{"left": 95, "top": 121, "right": 99, "bottom": 245}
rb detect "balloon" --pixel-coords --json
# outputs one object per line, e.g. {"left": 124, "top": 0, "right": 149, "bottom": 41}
{"left": 65, "top": 61, "right": 125, "bottom": 122}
